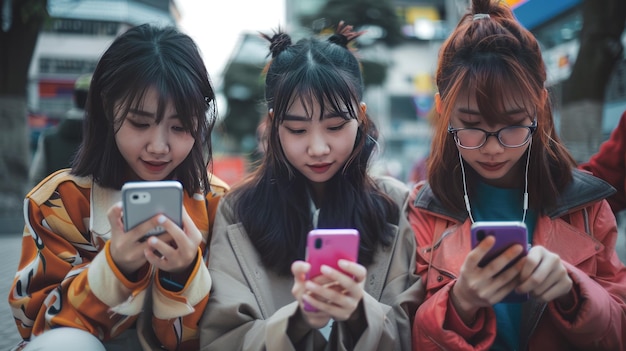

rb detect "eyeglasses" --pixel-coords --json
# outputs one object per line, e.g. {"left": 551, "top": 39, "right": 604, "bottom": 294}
{"left": 448, "top": 120, "right": 537, "bottom": 149}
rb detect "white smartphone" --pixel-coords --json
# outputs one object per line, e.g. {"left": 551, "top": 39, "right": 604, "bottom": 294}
{"left": 121, "top": 180, "right": 183, "bottom": 238}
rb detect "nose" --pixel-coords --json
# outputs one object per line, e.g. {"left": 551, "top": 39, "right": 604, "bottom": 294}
{"left": 480, "top": 133, "right": 504, "bottom": 154}
{"left": 146, "top": 126, "right": 169, "bottom": 155}
{"left": 307, "top": 132, "right": 330, "bottom": 157}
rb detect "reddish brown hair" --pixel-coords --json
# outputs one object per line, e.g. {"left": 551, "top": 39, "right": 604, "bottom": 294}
{"left": 428, "top": 0, "right": 576, "bottom": 214}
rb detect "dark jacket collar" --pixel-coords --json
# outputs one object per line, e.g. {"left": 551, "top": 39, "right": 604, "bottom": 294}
{"left": 413, "top": 169, "right": 616, "bottom": 221}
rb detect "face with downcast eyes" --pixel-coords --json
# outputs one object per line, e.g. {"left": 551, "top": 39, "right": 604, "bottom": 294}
{"left": 114, "top": 87, "right": 195, "bottom": 181}
{"left": 277, "top": 97, "right": 364, "bottom": 185}
{"left": 447, "top": 92, "right": 534, "bottom": 188}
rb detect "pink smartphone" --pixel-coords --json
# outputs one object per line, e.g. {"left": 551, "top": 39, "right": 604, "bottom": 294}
{"left": 470, "top": 221, "right": 529, "bottom": 303}
{"left": 303, "top": 228, "right": 360, "bottom": 312}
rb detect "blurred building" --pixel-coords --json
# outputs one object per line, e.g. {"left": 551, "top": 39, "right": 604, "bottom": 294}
{"left": 27, "top": 0, "right": 179, "bottom": 149}
{"left": 281, "top": 0, "right": 450, "bottom": 181}
{"left": 512, "top": 0, "right": 626, "bottom": 138}
{"left": 222, "top": 0, "right": 625, "bottom": 181}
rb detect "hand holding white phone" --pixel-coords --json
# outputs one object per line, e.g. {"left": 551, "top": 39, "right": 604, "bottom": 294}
{"left": 121, "top": 180, "right": 183, "bottom": 239}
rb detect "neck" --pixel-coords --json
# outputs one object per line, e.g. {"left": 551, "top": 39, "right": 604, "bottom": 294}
{"left": 308, "top": 181, "right": 326, "bottom": 208}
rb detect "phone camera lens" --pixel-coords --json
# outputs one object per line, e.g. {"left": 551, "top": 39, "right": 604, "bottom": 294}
{"left": 477, "top": 230, "right": 485, "bottom": 241}
{"left": 132, "top": 194, "right": 139, "bottom": 200}
{"left": 314, "top": 238, "right": 323, "bottom": 249}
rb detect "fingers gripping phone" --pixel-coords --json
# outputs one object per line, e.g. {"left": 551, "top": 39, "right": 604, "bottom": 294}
{"left": 121, "top": 181, "right": 183, "bottom": 239}
{"left": 470, "top": 221, "right": 530, "bottom": 303}
{"left": 303, "top": 229, "right": 360, "bottom": 312}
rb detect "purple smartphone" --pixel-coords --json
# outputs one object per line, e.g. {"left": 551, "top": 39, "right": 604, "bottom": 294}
{"left": 303, "top": 229, "right": 360, "bottom": 312}
{"left": 470, "top": 221, "right": 529, "bottom": 303}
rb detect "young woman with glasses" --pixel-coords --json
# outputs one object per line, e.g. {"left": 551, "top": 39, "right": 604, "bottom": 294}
{"left": 407, "top": 0, "right": 626, "bottom": 350}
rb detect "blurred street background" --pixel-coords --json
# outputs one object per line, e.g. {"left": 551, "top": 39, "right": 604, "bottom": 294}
{"left": 0, "top": 0, "right": 625, "bottom": 348}
{"left": 1, "top": 0, "right": 626, "bottom": 227}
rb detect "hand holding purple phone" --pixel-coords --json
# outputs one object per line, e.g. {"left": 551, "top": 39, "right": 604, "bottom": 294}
{"left": 470, "top": 221, "right": 530, "bottom": 303}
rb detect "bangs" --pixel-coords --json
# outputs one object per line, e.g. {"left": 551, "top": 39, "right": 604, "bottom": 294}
{"left": 470, "top": 69, "right": 534, "bottom": 124}
{"left": 112, "top": 72, "right": 210, "bottom": 139}
{"left": 443, "top": 55, "right": 538, "bottom": 125}
{"left": 276, "top": 67, "right": 359, "bottom": 122}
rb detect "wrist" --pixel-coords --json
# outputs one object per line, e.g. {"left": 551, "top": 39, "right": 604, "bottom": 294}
{"left": 344, "top": 299, "right": 366, "bottom": 338}
{"left": 158, "top": 253, "right": 199, "bottom": 291}
{"left": 287, "top": 308, "right": 312, "bottom": 344}
{"left": 450, "top": 285, "right": 479, "bottom": 325}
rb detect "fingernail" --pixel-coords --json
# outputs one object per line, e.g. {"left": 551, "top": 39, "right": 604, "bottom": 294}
{"left": 321, "top": 265, "right": 332, "bottom": 274}
{"left": 150, "top": 237, "right": 158, "bottom": 244}
{"left": 157, "top": 215, "right": 166, "bottom": 224}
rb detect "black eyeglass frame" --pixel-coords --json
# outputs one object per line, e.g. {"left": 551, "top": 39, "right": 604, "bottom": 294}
{"left": 447, "top": 119, "right": 537, "bottom": 149}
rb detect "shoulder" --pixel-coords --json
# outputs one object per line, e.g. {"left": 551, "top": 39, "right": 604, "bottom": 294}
{"left": 373, "top": 175, "right": 409, "bottom": 204}
{"left": 27, "top": 169, "right": 92, "bottom": 206}
{"left": 548, "top": 169, "right": 617, "bottom": 217}
{"left": 564, "top": 169, "right": 615, "bottom": 203}
{"left": 208, "top": 174, "right": 230, "bottom": 197}
{"left": 408, "top": 180, "right": 468, "bottom": 223}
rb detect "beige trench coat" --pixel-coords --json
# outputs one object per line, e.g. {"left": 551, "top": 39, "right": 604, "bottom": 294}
{"left": 199, "top": 176, "right": 423, "bottom": 350}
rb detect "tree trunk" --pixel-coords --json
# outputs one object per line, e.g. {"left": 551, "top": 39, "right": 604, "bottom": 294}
{"left": 560, "top": 0, "right": 626, "bottom": 162}
{"left": 0, "top": 96, "right": 30, "bottom": 231}
{"left": 0, "top": 0, "right": 48, "bottom": 232}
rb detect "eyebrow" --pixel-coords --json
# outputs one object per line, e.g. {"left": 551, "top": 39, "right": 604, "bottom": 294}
{"left": 283, "top": 112, "right": 346, "bottom": 121}
{"left": 283, "top": 114, "right": 310, "bottom": 122}
{"left": 457, "top": 107, "right": 527, "bottom": 115}
{"left": 128, "top": 108, "right": 180, "bottom": 119}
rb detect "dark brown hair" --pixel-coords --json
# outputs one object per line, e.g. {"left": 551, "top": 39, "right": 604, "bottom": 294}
{"left": 71, "top": 24, "right": 217, "bottom": 196}
{"left": 429, "top": 0, "right": 576, "bottom": 214}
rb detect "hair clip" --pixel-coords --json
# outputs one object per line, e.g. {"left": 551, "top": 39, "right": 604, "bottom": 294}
{"left": 473, "top": 13, "right": 490, "bottom": 21}
{"left": 204, "top": 96, "right": 211, "bottom": 105}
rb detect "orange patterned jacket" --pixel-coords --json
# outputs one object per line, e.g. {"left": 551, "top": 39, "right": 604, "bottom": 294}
{"left": 8, "top": 169, "right": 229, "bottom": 350}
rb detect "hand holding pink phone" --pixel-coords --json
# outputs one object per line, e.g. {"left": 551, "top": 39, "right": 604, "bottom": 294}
{"left": 303, "top": 229, "right": 360, "bottom": 312}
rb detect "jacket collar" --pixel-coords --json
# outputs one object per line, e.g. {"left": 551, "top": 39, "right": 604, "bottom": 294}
{"left": 413, "top": 169, "right": 615, "bottom": 220}
{"left": 545, "top": 169, "right": 615, "bottom": 217}
{"left": 90, "top": 180, "right": 121, "bottom": 240}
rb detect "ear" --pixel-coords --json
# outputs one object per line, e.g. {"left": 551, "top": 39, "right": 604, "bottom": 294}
{"left": 358, "top": 102, "right": 367, "bottom": 123}
{"left": 434, "top": 93, "right": 442, "bottom": 114}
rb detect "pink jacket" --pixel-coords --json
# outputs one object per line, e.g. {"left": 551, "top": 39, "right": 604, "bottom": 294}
{"left": 579, "top": 110, "right": 626, "bottom": 214}
{"left": 408, "top": 170, "right": 626, "bottom": 350}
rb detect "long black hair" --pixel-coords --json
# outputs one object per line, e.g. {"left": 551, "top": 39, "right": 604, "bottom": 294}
{"left": 229, "top": 23, "right": 398, "bottom": 275}
{"left": 71, "top": 24, "right": 217, "bottom": 196}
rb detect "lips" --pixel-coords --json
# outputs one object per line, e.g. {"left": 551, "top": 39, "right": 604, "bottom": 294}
{"left": 478, "top": 161, "right": 506, "bottom": 172}
{"left": 142, "top": 160, "right": 169, "bottom": 172}
{"left": 308, "top": 163, "right": 332, "bottom": 174}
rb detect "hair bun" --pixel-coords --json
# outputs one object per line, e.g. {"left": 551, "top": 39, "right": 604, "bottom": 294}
{"left": 328, "top": 33, "right": 349, "bottom": 47}
{"left": 267, "top": 32, "right": 292, "bottom": 58}
{"left": 327, "top": 21, "right": 364, "bottom": 48}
